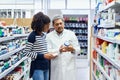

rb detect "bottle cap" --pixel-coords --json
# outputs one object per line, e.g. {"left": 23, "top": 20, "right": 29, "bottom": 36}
{"left": 64, "top": 41, "right": 70, "bottom": 46}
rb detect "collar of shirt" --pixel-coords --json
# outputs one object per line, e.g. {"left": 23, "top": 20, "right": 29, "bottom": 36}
{"left": 41, "top": 32, "right": 46, "bottom": 39}
{"left": 55, "top": 30, "right": 64, "bottom": 37}
{"left": 35, "top": 31, "right": 46, "bottom": 39}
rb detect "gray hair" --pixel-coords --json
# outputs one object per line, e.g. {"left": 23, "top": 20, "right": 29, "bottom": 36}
{"left": 52, "top": 15, "right": 64, "bottom": 25}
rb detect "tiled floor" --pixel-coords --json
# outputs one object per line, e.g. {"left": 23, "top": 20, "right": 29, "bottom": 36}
{"left": 76, "top": 59, "right": 90, "bottom": 80}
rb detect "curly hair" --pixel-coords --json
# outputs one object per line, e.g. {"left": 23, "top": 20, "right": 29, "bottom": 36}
{"left": 31, "top": 12, "right": 50, "bottom": 33}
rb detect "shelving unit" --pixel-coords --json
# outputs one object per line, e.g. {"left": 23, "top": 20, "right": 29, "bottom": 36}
{"left": 0, "top": 57, "right": 28, "bottom": 79}
{"left": 0, "top": 34, "right": 29, "bottom": 43}
{"left": 99, "top": 0, "right": 120, "bottom": 12}
{"left": 92, "top": 59, "right": 112, "bottom": 80}
{"left": 0, "top": 34, "right": 30, "bottom": 80}
{"left": 16, "top": 67, "right": 29, "bottom": 80}
{"left": 92, "top": 71, "right": 98, "bottom": 80}
{"left": 91, "top": 0, "right": 120, "bottom": 80}
{"left": 63, "top": 15, "right": 88, "bottom": 59}
{"left": 94, "top": 47, "right": 120, "bottom": 70}
{"left": 0, "top": 9, "right": 32, "bottom": 18}
{"left": 94, "top": 35, "right": 115, "bottom": 43}
{"left": 94, "top": 35, "right": 120, "bottom": 45}
{"left": 0, "top": 46, "right": 25, "bottom": 60}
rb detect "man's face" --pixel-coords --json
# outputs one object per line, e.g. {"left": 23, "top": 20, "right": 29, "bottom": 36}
{"left": 53, "top": 19, "right": 64, "bottom": 34}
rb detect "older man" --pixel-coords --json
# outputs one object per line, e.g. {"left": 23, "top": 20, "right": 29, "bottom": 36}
{"left": 46, "top": 15, "right": 80, "bottom": 80}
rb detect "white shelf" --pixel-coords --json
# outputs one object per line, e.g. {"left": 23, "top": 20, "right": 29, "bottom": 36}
{"left": 14, "top": 57, "right": 28, "bottom": 68}
{"left": 92, "top": 71, "right": 98, "bottom": 80}
{"left": 0, "top": 66, "right": 14, "bottom": 79}
{"left": 0, "top": 34, "right": 29, "bottom": 42}
{"left": 0, "top": 34, "right": 29, "bottom": 79}
{"left": 92, "top": 59, "right": 111, "bottom": 80}
{"left": 99, "top": 1, "right": 120, "bottom": 12}
{"left": 0, "top": 36, "right": 14, "bottom": 42}
{"left": 95, "top": 47, "right": 120, "bottom": 70}
{"left": 97, "top": 22, "right": 120, "bottom": 28}
{"left": 97, "top": 23, "right": 115, "bottom": 28}
{"left": 0, "top": 56, "right": 28, "bottom": 79}
{"left": 13, "top": 34, "right": 29, "bottom": 38}
{"left": 92, "top": 1, "right": 120, "bottom": 80}
{"left": 115, "top": 22, "right": 120, "bottom": 26}
{"left": 16, "top": 70, "right": 27, "bottom": 80}
{"left": 115, "top": 39, "right": 120, "bottom": 44}
{"left": 95, "top": 35, "right": 115, "bottom": 43}
{"left": 0, "top": 46, "right": 26, "bottom": 60}
{"left": 95, "top": 35, "right": 120, "bottom": 45}
{"left": 15, "top": 60, "right": 29, "bottom": 80}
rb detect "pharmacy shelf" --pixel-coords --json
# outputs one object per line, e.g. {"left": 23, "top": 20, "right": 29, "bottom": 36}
{"left": 0, "top": 56, "right": 28, "bottom": 79}
{"left": 95, "top": 35, "right": 115, "bottom": 43}
{"left": 92, "top": 1, "right": 120, "bottom": 80}
{"left": 95, "top": 35, "right": 120, "bottom": 45}
{"left": 65, "top": 26, "right": 88, "bottom": 29}
{"left": 99, "top": 1, "right": 120, "bottom": 12}
{"left": 0, "top": 36, "right": 14, "bottom": 42}
{"left": 0, "top": 34, "right": 29, "bottom": 42}
{"left": 0, "top": 66, "right": 14, "bottom": 79}
{"left": 14, "top": 34, "right": 29, "bottom": 38}
{"left": 92, "top": 71, "right": 98, "bottom": 80}
{"left": 15, "top": 61, "right": 29, "bottom": 80}
{"left": 63, "top": 15, "right": 88, "bottom": 58}
{"left": 16, "top": 70, "right": 27, "bottom": 80}
{"left": 115, "top": 39, "right": 120, "bottom": 44}
{"left": 97, "top": 22, "right": 120, "bottom": 28}
{"left": 115, "top": 22, "right": 120, "bottom": 26}
{"left": 97, "top": 24, "right": 115, "bottom": 28}
{"left": 92, "top": 59, "right": 111, "bottom": 80}
{"left": 94, "top": 47, "right": 120, "bottom": 70}
{"left": 14, "top": 56, "right": 28, "bottom": 68}
{"left": 0, "top": 46, "right": 26, "bottom": 60}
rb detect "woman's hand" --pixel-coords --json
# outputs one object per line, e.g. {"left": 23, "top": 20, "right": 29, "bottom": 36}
{"left": 44, "top": 53, "right": 56, "bottom": 60}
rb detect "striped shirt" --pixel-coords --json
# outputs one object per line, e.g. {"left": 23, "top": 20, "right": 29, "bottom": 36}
{"left": 24, "top": 31, "right": 48, "bottom": 60}
{"left": 23, "top": 31, "right": 49, "bottom": 78}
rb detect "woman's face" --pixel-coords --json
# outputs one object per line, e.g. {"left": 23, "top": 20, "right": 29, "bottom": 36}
{"left": 43, "top": 23, "right": 50, "bottom": 32}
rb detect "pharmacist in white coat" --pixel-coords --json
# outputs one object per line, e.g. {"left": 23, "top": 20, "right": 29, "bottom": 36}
{"left": 46, "top": 15, "right": 80, "bottom": 80}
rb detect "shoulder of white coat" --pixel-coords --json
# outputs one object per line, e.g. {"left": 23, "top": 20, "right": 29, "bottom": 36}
{"left": 46, "top": 30, "right": 54, "bottom": 37}
{"left": 65, "top": 29, "right": 75, "bottom": 35}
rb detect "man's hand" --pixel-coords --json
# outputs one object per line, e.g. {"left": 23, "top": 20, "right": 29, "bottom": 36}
{"left": 67, "top": 45, "right": 75, "bottom": 53}
{"left": 59, "top": 45, "right": 75, "bottom": 53}
{"left": 59, "top": 45, "right": 68, "bottom": 53}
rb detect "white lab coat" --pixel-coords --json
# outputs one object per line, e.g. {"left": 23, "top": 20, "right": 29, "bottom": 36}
{"left": 46, "top": 29, "right": 80, "bottom": 80}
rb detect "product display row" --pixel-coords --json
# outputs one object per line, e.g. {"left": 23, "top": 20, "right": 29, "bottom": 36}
{"left": 63, "top": 15, "right": 88, "bottom": 59}
{"left": 0, "top": 9, "right": 30, "bottom": 18}
{"left": 91, "top": 0, "right": 120, "bottom": 80}
{"left": 0, "top": 26, "right": 29, "bottom": 37}
{"left": 1, "top": 58, "right": 30, "bottom": 80}
{"left": 0, "top": 23, "right": 30, "bottom": 80}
